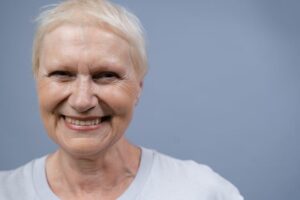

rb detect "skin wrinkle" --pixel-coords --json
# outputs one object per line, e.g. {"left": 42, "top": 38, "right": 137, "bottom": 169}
{"left": 46, "top": 142, "right": 140, "bottom": 198}
{"left": 37, "top": 24, "right": 143, "bottom": 199}
{"left": 52, "top": 143, "right": 138, "bottom": 191}
{"left": 33, "top": 1, "right": 148, "bottom": 80}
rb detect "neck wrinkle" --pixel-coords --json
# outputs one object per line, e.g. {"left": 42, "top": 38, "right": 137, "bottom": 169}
{"left": 46, "top": 139, "right": 141, "bottom": 198}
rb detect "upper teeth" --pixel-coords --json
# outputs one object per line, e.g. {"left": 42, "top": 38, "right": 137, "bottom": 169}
{"left": 65, "top": 117, "right": 101, "bottom": 126}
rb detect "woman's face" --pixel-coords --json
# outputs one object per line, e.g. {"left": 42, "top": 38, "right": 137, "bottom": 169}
{"left": 37, "top": 24, "right": 142, "bottom": 157}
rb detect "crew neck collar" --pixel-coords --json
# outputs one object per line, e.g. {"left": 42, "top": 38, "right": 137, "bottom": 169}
{"left": 32, "top": 147, "right": 154, "bottom": 200}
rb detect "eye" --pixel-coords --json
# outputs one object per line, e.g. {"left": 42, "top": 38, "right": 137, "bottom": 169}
{"left": 48, "top": 70, "right": 75, "bottom": 81}
{"left": 92, "top": 71, "right": 120, "bottom": 83}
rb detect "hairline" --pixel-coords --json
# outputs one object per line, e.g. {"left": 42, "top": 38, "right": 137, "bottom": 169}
{"left": 32, "top": 1, "right": 147, "bottom": 80}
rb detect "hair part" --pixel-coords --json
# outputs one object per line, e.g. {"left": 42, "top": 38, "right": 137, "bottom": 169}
{"left": 32, "top": 0, "right": 147, "bottom": 80}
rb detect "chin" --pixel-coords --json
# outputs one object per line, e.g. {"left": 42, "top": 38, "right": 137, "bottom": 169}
{"left": 58, "top": 138, "right": 114, "bottom": 158}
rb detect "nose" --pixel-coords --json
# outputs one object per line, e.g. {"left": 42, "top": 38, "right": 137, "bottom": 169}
{"left": 69, "top": 76, "right": 97, "bottom": 113}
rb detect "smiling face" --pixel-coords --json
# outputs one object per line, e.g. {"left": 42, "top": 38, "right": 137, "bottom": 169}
{"left": 37, "top": 24, "right": 142, "bottom": 157}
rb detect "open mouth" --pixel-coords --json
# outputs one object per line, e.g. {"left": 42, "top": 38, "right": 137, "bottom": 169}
{"left": 62, "top": 115, "right": 111, "bottom": 127}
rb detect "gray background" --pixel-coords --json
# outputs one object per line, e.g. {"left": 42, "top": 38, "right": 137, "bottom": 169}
{"left": 0, "top": 0, "right": 299, "bottom": 199}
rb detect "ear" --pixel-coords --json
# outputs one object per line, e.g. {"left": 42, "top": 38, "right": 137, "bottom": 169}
{"left": 135, "top": 80, "right": 144, "bottom": 106}
{"left": 139, "top": 80, "right": 143, "bottom": 93}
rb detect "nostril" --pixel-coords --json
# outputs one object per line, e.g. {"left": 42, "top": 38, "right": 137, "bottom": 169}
{"left": 69, "top": 84, "right": 97, "bottom": 113}
{"left": 69, "top": 95, "right": 97, "bottom": 113}
{"left": 70, "top": 103, "right": 96, "bottom": 113}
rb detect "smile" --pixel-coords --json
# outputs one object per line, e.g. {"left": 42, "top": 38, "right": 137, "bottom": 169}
{"left": 65, "top": 117, "right": 101, "bottom": 126}
{"left": 62, "top": 115, "right": 111, "bottom": 131}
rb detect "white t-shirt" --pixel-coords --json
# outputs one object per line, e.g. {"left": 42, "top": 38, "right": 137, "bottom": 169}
{"left": 0, "top": 147, "right": 243, "bottom": 200}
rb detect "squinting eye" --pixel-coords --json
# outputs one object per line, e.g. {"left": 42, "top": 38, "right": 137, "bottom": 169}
{"left": 92, "top": 72, "right": 120, "bottom": 81}
{"left": 48, "top": 71, "right": 75, "bottom": 80}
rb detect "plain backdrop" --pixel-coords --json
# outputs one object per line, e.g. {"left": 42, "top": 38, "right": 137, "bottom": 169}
{"left": 0, "top": 0, "right": 299, "bottom": 199}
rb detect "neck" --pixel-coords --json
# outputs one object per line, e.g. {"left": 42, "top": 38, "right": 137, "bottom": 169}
{"left": 46, "top": 138, "right": 141, "bottom": 199}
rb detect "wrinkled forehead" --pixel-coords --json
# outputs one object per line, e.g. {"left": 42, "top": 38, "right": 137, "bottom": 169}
{"left": 38, "top": 23, "right": 136, "bottom": 78}
{"left": 34, "top": 15, "right": 145, "bottom": 80}
{"left": 42, "top": 24, "right": 122, "bottom": 46}
{"left": 41, "top": 22, "right": 130, "bottom": 45}
{"left": 41, "top": 15, "right": 131, "bottom": 47}
{"left": 41, "top": 24, "right": 131, "bottom": 63}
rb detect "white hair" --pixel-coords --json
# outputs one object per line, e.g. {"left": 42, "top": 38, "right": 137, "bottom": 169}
{"left": 32, "top": 0, "right": 147, "bottom": 79}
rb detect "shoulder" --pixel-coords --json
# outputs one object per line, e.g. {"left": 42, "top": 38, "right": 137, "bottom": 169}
{"left": 142, "top": 148, "right": 243, "bottom": 200}
{"left": 0, "top": 157, "right": 45, "bottom": 200}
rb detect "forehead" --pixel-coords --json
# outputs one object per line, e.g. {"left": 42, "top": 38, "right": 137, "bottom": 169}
{"left": 43, "top": 23, "right": 125, "bottom": 45}
{"left": 40, "top": 24, "right": 132, "bottom": 68}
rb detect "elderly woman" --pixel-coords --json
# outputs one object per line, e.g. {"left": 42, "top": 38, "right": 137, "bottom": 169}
{"left": 0, "top": 0, "right": 243, "bottom": 199}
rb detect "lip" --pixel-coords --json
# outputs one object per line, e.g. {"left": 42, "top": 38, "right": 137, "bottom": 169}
{"left": 62, "top": 115, "right": 104, "bottom": 132}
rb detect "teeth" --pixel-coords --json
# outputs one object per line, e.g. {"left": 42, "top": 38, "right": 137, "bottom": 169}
{"left": 65, "top": 117, "right": 101, "bottom": 126}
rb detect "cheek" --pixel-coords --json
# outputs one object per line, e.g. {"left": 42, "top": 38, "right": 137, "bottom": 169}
{"left": 37, "top": 80, "right": 71, "bottom": 141}
{"left": 37, "top": 80, "right": 70, "bottom": 114}
{"left": 99, "top": 82, "right": 139, "bottom": 115}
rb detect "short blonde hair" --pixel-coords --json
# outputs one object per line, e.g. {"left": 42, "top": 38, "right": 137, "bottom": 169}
{"left": 32, "top": 0, "right": 147, "bottom": 79}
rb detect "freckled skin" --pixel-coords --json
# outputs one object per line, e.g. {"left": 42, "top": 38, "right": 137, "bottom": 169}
{"left": 37, "top": 24, "right": 143, "bottom": 158}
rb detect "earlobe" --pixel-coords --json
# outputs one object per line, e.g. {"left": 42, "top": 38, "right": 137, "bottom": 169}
{"left": 139, "top": 81, "right": 143, "bottom": 90}
{"left": 135, "top": 81, "right": 143, "bottom": 106}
